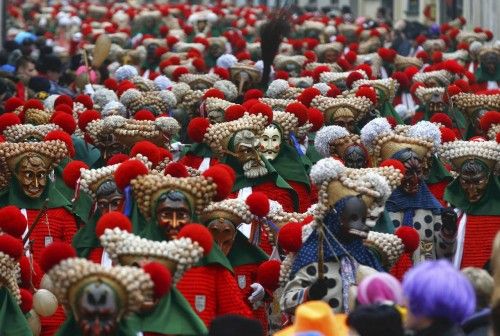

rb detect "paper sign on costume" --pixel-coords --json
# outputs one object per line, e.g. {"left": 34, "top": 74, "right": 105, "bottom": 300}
{"left": 238, "top": 275, "right": 246, "bottom": 289}
{"left": 195, "top": 295, "right": 206, "bottom": 312}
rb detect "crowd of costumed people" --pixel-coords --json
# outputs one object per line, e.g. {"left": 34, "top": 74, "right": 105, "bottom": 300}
{"left": 0, "top": 1, "right": 500, "bottom": 336}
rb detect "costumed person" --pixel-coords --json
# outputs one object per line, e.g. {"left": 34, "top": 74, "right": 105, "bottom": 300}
{"left": 115, "top": 160, "right": 252, "bottom": 325}
{"left": 360, "top": 118, "right": 458, "bottom": 264}
{"left": 39, "top": 242, "right": 173, "bottom": 335}
{"left": 200, "top": 193, "right": 272, "bottom": 333}
{"left": 0, "top": 233, "right": 33, "bottom": 335}
{"left": 310, "top": 95, "right": 373, "bottom": 133}
{"left": 199, "top": 107, "right": 300, "bottom": 213}
{"left": 314, "top": 125, "right": 370, "bottom": 168}
{"left": 440, "top": 136, "right": 500, "bottom": 269}
{"left": 98, "top": 212, "right": 208, "bottom": 336}
{"left": 279, "top": 158, "right": 405, "bottom": 314}
{"left": 474, "top": 46, "right": 500, "bottom": 91}
{"left": 258, "top": 102, "right": 314, "bottom": 213}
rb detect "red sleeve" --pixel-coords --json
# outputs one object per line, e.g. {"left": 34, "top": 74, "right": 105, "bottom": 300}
{"left": 216, "top": 266, "right": 252, "bottom": 318}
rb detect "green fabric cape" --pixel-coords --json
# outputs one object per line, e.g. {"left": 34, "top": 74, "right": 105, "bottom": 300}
{"left": 268, "top": 142, "right": 311, "bottom": 191}
{"left": 181, "top": 142, "right": 214, "bottom": 159}
{"left": 72, "top": 197, "right": 99, "bottom": 258}
{"left": 306, "top": 133, "right": 323, "bottom": 165}
{"left": 426, "top": 155, "right": 453, "bottom": 184}
{"left": 0, "top": 288, "right": 32, "bottom": 336}
{"left": 376, "top": 88, "right": 403, "bottom": 124}
{"left": 475, "top": 65, "right": 500, "bottom": 83}
{"left": 227, "top": 231, "right": 269, "bottom": 267}
{"left": 0, "top": 178, "right": 71, "bottom": 210}
{"left": 72, "top": 135, "right": 101, "bottom": 168}
{"left": 56, "top": 313, "right": 139, "bottom": 336}
{"left": 128, "top": 288, "right": 207, "bottom": 335}
{"left": 372, "top": 210, "right": 395, "bottom": 234}
{"left": 223, "top": 155, "right": 299, "bottom": 211}
{"left": 444, "top": 175, "right": 500, "bottom": 215}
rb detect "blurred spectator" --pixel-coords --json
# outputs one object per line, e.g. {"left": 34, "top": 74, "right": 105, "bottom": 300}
{"left": 347, "top": 304, "right": 405, "bottom": 336}
{"left": 208, "top": 315, "right": 263, "bottom": 336}
{"left": 461, "top": 267, "right": 493, "bottom": 336}
{"left": 403, "top": 260, "right": 475, "bottom": 336}
{"left": 357, "top": 273, "right": 403, "bottom": 306}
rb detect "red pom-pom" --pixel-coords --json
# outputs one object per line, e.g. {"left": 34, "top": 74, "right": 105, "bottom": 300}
{"left": 203, "top": 88, "right": 225, "bottom": 100}
{"left": 496, "top": 133, "right": 500, "bottom": 144}
{"left": 19, "top": 256, "right": 32, "bottom": 288}
{"left": 248, "top": 103, "right": 273, "bottom": 124}
{"left": 242, "top": 99, "right": 259, "bottom": 110}
{"left": 285, "top": 102, "right": 309, "bottom": 126}
{"left": 275, "top": 70, "right": 289, "bottom": 80}
{"left": 0, "top": 113, "right": 21, "bottom": 133}
{"left": 0, "top": 206, "right": 27, "bottom": 239}
{"left": 297, "top": 87, "right": 321, "bottom": 107}
{"left": 410, "top": 82, "right": 425, "bottom": 96}
{"left": 4, "top": 97, "right": 24, "bottom": 112}
{"left": 116, "top": 81, "right": 136, "bottom": 97}
{"left": 278, "top": 222, "right": 303, "bottom": 253}
{"left": 431, "top": 51, "right": 443, "bottom": 64}
{"left": 114, "top": 159, "right": 149, "bottom": 190}
{"left": 336, "top": 35, "right": 347, "bottom": 45}
{"left": 158, "top": 148, "right": 172, "bottom": 162}
{"left": 479, "top": 111, "right": 500, "bottom": 131}
{"left": 304, "top": 50, "right": 316, "bottom": 62}
{"left": 187, "top": 117, "right": 210, "bottom": 143}
{"left": 52, "top": 113, "right": 76, "bottom": 134}
{"left": 62, "top": 160, "right": 88, "bottom": 189}
{"left": 134, "top": 109, "right": 156, "bottom": 121}
{"left": 404, "top": 66, "right": 419, "bottom": 81}
{"left": 54, "top": 104, "right": 73, "bottom": 115}
{"left": 107, "top": 154, "right": 129, "bottom": 166}
{"left": 445, "top": 85, "right": 462, "bottom": 103}
{"left": 464, "top": 71, "right": 476, "bottom": 84}
{"left": 378, "top": 48, "right": 397, "bottom": 62}
{"left": 337, "top": 57, "right": 351, "bottom": 71}
{"left": 416, "top": 51, "right": 429, "bottom": 63}
{"left": 244, "top": 89, "right": 264, "bottom": 102}
{"left": 257, "top": 260, "right": 281, "bottom": 292}
{"left": 166, "top": 35, "right": 179, "bottom": 47}
{"left": 130, "top": 141, "right": 161, "bottom": 166}
{"left": 75, "top": 95, "right": 94, "bottom": 109}
{"left": 308, "top": 108, "right": 324, "bottom": 132}
{"left": 192, "top": 58, "right": 206, "bottom": 72}
{"left": 172, "top": 67, "right": 189, "bottom": 81}
{"left": 246, "top": 192, "right": 269, "bottom": 217}
{"left": 54, "top": 95, "right": 73, "bottom": 108}
{"left": 380, "top": 159, "right": 406, "bottom": 175}
{"left": 78, "top": 110, "right": 101, "bottom": 132}
{"left": 19, "top": 289, "right": 33, "bottom": 313}
{"left": 485, "top": 30, "right": 493, "bottom": 41}
{"left": 203, "top": 165, "right": 234, "bottom": 201}
{"left": 45, "top": 130, "right": 75, "bottom": 157}
{"left": 440, "top": 127, "right": 457, "bottom": 143}
{"left": 178, "top": 223, "right": 214, "bottom": 256}
{"left": 395, "top": 226, "right": 420, "bottom": 253}
{"left": 39, "top": 242, "right": 76, "bottom": 273}
{"left": 143, "top": 262, "right": 172, "bottom": 299}
{"left": 312, "top": 65, "right": 330, "bottom": 82}
{"left": 0, "top": 234, "right": 23, "bottom": 261}
{"left": 345, "top": 50, "right": 357, "bottom": 64}
{"left": 225, "top": 105, "right": 246, "bottom": 122}
{"left": 95, "top": 212, "right": 132, "bottom": 237}
{"left": 391, "top": 71, "right": 410, "bottom": 90}
{"left": 356, "top": 86, "right": 377, "bottom": 105}
{"left": 346, "top": 71, "right": 364, "bottom": 89}
{"left": 23, "top": 99, "right": 44, "bottom": 112}
{"left": 164, "top": 162, "right": 189, "bottom": 177}
{"left": 214, "top": 163, "right": 236, "bottom": 185}
{"left": 443, "top": 59, "right": 464, "bottom": 74}
{"left": 104, "top": 78, "right": 118, "bottom": 91}
{"left": 415, "top": 34, "right": 427, "bottom": 45}
{"left": 213, "top": 67, "right": 229, "bottom": 80}
{"left": 430, "top": 113, "right": 452, "bottom": 128}
{"left": 354, "top": 64, "right": 372, "bottom": 79}
{"left": 453, "top": 79, "right": 469, "bottom": 93}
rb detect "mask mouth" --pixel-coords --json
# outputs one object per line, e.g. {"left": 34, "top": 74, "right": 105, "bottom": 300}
{"left": 348, "top": 228, "right": 368, "bottom": 239}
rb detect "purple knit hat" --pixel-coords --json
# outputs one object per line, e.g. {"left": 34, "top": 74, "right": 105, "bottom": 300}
{"left": 357, "top": 273, "right": 403, "bottom": 305}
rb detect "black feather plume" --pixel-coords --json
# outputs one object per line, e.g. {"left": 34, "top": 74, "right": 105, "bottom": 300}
{"left": 259, "top": 9, "right": 291, "bottom": 86}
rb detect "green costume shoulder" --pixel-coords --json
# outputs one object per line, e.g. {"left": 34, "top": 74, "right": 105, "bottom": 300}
{"left": 227, "top": 231, "right": 268, "bottom": 267}
{"left": 0, "top": 288, "right": 32, "bottom": 336}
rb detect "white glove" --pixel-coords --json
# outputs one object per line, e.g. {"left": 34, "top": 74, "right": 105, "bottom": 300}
{"left": 248, "top": 283, "right": 265, "bottom": 309}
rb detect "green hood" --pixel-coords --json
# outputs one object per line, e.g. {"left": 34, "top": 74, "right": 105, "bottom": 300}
{"left": 0, "top": 178, "right": 71, "bottom": 210}
{"left": 268, "top": 142, "right": 311, "bottom": 190}
{"left": 475, "top": 65, "right": 500, "bottom": 83}
{"left": 445, "top": 174, "right": 500, "bottom": 215}
{"left": 72, "top": 135, "right": 101, "bottom": 168}
{"left": 227, "top": 231, "right": 269, "bottom": 267}
{"left": 56, "top": 312, "right": 139, "bottom": 336}
{"left": 426, "top": 155, "right": 453, "bottom": 184}
{"left": 0, "top": 288, "right": 32, "bottom": 336}
{"left": 128, "top": 288, "right": 207, "bottom": 335}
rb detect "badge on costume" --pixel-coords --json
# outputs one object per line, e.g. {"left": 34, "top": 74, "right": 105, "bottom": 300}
{"left": 44, "top": 236, "right": 53, "bottom": 247}
{"left": 238, "top": 275, "right": 246, "bottom": 289}
{"left": 195, "top": 295, "right": 206, "bottom": 312}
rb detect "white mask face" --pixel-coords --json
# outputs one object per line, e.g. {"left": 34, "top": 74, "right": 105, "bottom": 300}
{"left": 259, "top": 124, "right": 282, "bottom": 161}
